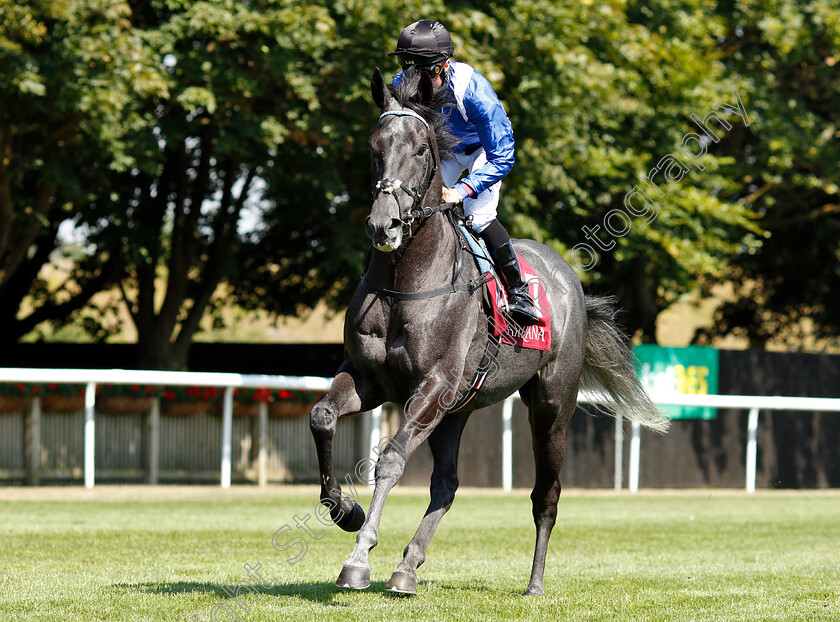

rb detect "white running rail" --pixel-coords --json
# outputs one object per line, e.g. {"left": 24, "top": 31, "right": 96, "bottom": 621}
{"left": 3, "top": 368, "right": 840, "bottom": 492}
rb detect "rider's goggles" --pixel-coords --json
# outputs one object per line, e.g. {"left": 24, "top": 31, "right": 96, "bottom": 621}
{"left": 398, "top": 54, "right": 447, "bottom": 77}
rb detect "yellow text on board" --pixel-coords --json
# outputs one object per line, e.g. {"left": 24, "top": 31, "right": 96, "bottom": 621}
{"left": 673, "top": 365, "right": 709, "bottom": 394}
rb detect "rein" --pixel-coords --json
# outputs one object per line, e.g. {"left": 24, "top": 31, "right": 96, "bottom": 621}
{"left": 409, "top": 202, "right": 456, "bottom": 221}
{"left": 362, "top": 206, "right": 492, "bottom": 301}
{"left": 360, "top": 272, "right": 491, "bottom": 301}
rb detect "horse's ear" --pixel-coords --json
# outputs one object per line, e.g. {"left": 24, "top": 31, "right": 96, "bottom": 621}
{"left": 371, "top": 67, "right": 391, "bottom": 110}
{"left": 418, "top": 70, "right": 434, "bottom": 107}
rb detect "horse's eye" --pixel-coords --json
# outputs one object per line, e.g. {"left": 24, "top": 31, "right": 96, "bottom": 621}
{"left": 416, "top": 144, "right": 428, "bottom": 157}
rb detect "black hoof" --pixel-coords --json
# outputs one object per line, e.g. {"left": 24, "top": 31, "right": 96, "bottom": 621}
{"left": 336, "top": 564, "right": 370, "bottom": 590}
{"left": 334, "top": 501, "right": 366, "bottom": 532}
{"left": 385, "top": 571, "right": 417, "bottom": 595}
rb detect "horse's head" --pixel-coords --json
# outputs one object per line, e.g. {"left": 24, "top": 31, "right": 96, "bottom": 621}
{"left": 365, "top": 67, "right": 438, "bottom": 251}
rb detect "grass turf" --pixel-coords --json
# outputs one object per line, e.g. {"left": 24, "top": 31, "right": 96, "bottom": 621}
{"left": 0, "top": 486, "right": 837, "bottom": 621}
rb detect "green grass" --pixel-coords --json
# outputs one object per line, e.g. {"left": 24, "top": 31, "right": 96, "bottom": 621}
{"left": 0, "top": 486, "right": 838, "bottom": 621}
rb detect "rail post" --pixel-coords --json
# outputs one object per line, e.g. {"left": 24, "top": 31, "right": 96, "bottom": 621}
{"left": 746, "top": 407, "right": 760, "bottom": 493}
{"left": 83, "top": 382, "right": 96, "bottom": 489}
{"left": 221, "top": 386, "right": 234, "bottom": 489}
{"left": 502, "top": 396, "right": 514, "bottom": 492}
{"left": 614, "top": 413, "right": 623, "bottom": 491}
{"left": 145, "top": 397, "right": 160, "bottom": 485}
{"left": 25, "top": 397, "right": 41, "bottom": 486}
{"left": 628, "top": 420, "right": 641, "bottom": 493}
{"left": 257, "top": 401, "right": 268, "bottom": 488}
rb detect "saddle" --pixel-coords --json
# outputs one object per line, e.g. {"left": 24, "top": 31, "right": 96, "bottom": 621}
{"left": 447, "top": 220, "right": 552, "bottom": 413}
{"left": 359, "top": 209, "right": 551, "bottom": 413}
{"left": 455, "top": 221, "right": 552, "bottom": 351}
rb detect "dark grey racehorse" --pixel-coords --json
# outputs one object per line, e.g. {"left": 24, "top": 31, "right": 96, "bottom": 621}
{"left": 309, "top": 68, "right": 668, "bottom": 596}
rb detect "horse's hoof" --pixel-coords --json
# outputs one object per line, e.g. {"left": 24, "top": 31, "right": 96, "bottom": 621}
{"left": 385, "top": 571, "right": 417, "bottom": 595}
{"left": 336, "top": 564, "right": 370, "bottom": 590}
{"left": 334, "top": 501, "right": 366, "bottom": 532}
{"left": 524, "top": 585, "right": 545, "bottom": 596}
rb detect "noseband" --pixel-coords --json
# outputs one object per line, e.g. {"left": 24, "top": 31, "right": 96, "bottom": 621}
{"left": 372, "top": 109, "right": 438, "bottom": 237}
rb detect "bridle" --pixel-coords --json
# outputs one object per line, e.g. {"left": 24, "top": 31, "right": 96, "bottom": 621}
{"left": 363, "top": 107, "right": 488, "bottom": 301}
{"left": 371, "top": 109, "right": 440, "bottom": 238}
{"left": 363, "top": 99, "right": 502, "bottom": 413}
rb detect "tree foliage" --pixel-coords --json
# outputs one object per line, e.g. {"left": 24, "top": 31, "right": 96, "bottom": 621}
{"left": 476, "top": 0, "right": 762, "bottom": 339}
{"left": 0, "top": 0, "right": 165, "bottom": 347}
{"left": 693, "top": 0, "right": 840, "bottom": 348}
{"left": 80, "top": 0, "right": 356, "bottom": 368}
{"left": 0, "top": 0, "right": 838, "bottom": 368}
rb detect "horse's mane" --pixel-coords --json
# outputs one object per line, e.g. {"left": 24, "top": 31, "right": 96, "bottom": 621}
{"left": 387, "top": 68, "right": 460, "bottom": 161}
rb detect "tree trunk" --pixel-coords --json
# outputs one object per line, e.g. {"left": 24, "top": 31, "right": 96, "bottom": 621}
{"left": 610, "top": 256, "right": 659, "bottom": 342}
{"left": 128, "top": 154, "right": 251, "bottom": 371}
{"left": 137, "top": 333, "right": 188, "bottom": 371}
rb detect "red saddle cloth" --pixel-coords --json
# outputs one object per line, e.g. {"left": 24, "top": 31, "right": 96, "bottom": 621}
{"left": 485, "top": 254, "right": 552, "bottom": 351}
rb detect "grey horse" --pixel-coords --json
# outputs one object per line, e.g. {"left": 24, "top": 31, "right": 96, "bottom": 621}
{"left": 309, "top": 67, "right": 668, "bottom": 596}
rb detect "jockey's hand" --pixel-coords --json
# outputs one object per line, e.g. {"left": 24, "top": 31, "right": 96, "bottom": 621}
{"left": 441, "top": 185, "right": 464, "bottom": 204}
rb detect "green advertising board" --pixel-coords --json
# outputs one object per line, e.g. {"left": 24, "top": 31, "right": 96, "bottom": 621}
{"left": 634, "top": 345, "right": 720, "bottom": 420}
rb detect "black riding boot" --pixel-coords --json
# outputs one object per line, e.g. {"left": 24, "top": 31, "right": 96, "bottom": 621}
{"left": 489, "top": 240, "right": 540, "bottom": 327}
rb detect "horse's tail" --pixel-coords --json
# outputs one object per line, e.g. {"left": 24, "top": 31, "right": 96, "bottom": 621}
{"left": 580, "top": 294, "right": 670, "bottom": 433}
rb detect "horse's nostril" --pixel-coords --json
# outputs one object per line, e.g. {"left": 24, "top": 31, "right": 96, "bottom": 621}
{"left": 364, "top": 215, "right": 401, "bottom": 246}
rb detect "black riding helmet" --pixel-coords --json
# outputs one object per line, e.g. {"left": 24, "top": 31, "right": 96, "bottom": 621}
{"left": 389, "top": 19, "right": 454, "bottom": 69}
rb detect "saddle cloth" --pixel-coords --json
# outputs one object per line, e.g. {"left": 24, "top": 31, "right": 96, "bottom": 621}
{"left": 457, "top": 223, "right": 552, "bottom": 352}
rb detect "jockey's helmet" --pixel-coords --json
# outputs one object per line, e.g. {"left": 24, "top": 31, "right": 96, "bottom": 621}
{"left": 390, "top": 20, "right": 454, "bottom": 71}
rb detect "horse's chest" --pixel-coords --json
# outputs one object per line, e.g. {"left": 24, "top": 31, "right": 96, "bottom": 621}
{"left": 384, "top": 330, "right": 413, "bottom": 377}
{"left": 353, "top": 318, "right": 424, "bottom": 380}
{"left": 345, "top": 298, "right": 405, "bottom": 353}
{"left": 382, "top": 315, "right": 448, "bottom": 379}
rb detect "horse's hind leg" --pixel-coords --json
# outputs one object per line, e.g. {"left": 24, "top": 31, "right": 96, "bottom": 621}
{"left": 310, "top": 360, "right": 383, "bottom": 532}
{"left": 385, "top": 410, "right": 472, "bottom": 594}
{"left": 520, "top": 373, "right": 578, "bottom": 596}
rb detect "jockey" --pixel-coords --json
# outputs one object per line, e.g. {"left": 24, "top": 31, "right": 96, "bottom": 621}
{"left": 391, "top": 19, "right": 540, "bottom": 327}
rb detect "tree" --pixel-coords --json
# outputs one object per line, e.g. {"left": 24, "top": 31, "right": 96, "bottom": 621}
{"left": 0, "top": 0, "right": 165, "bottom": 348}
{"left": 5, "top": 0, "right": 834, "bottom": 363}
{"left": 693, "top": 0, "right": 840, "bottom": 349}
{"left": 234, "top": 0, "right": 764, "bottom": 342}
{"left": 76, "top": 0, "right": 351, "bottom": 368}
{"left": 228, "top": 0, "right": 455, "bottom": 317}
{"left": 479, "top": 0, "right": 761, "bottom": 340}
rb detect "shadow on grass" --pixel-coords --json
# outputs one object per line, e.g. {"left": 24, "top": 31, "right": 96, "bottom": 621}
{"left": 116, "top": 578, "right": 492, "bottom": 603}
{"left": 113, "top": 582, "right": 234, "bottom": 598}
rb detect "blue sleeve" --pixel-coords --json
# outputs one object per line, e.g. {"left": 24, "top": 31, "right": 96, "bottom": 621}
{"left": 459, "top": 72, "right": 515, "bottom": 196}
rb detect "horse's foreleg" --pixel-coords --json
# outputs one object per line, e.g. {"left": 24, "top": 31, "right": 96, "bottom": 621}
{"left": 336, "top": 378, "right": 452, "bottom": 590}
{"left": 385, "top": 410, "right": 472, "bottom": 594}
{"left": 310, "top": 362, "right": 383, "bottom": 532}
